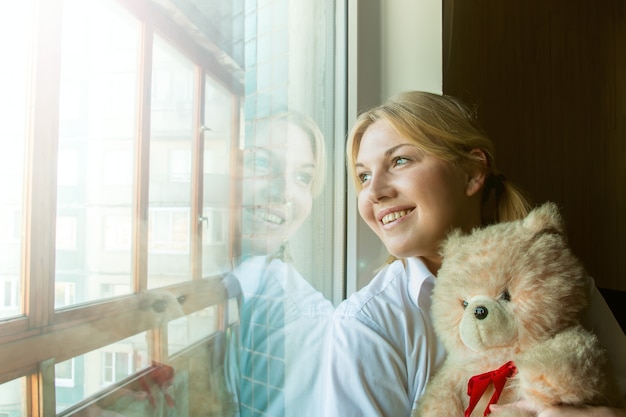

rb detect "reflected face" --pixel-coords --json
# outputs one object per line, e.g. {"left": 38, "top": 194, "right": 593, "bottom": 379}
{"left": 240, "top": 120, "right": 315, "bottom": 256}
{"left": 355, "top": 119, "right": 477, "bottom": 264}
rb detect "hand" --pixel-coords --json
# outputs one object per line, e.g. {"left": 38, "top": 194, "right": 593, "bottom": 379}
{"left": 537, "top": 406, "right": 626, "bottom": 417}
{"left": 490, "top": 401, "right": 626, "bottom": 417}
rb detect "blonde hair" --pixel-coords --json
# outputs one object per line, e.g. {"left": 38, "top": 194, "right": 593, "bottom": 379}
{"left": 347, "top": 91, "right": 531, "bottom": 224}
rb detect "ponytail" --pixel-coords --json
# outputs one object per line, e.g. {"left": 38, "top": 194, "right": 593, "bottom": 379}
{"left": 482, "top": 173, "right": 533, "bottom": 224}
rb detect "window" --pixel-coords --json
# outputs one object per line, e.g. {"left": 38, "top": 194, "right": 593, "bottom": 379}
{"left": 1, "top": 277, "right": 19, "bottom": 314}
{"left": 0, "top": 378, "right": 25, "bottom": 416}
{"left": 147, "top": 208, "right": 190, "bottom": 254}
{"left": 103, "top": 214, "right": 132, "bottom": 251}
{"left": 55, "top": 359, "right": 75, "bottom": 388}
{"left": 0, "top": 0, "right": 344, "bottom": 415}
{"left": 54, "top": 282, "right": 75, "bottom": 309}
{"left": 55, "top": 216, "right": 77, "bottom": 251}
{"left": 0, "top": 0, "right": 32, "bottom": 323}
{"left": 169, "top": 149, "right": 192, "bottom": 183}
{"left": 56, "top": 150, "right": 79, "bottom": 187}
{"left": 101, "top": 352, "right": 133, "bottom": 385}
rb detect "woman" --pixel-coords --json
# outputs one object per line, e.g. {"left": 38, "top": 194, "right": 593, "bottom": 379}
{"left": 323, "top": 91, "right": 626, "bottom": 417}
{"left": 225, "top": 111, "right": 334, "bottom": 417}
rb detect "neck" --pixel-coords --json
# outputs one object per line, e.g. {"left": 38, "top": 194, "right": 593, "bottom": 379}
{"left": 419, "top": 256, "right": 442, "bottom": 276}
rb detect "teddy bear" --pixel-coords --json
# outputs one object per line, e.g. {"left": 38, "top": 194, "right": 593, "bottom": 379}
{"left": 414, "top": 202, "right": 622, "bottom": 417}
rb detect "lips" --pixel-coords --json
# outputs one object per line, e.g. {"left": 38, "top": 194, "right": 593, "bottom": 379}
{"left": 244, "top": 207, "right": 286, "bottom": 225}
{"left": 380, "top": 209, "right": 413, "bottom": 225}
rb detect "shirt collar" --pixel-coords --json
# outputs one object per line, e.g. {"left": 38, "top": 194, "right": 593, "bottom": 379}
{"left": 406, "top": 257, "right": 436, "bottom": 310}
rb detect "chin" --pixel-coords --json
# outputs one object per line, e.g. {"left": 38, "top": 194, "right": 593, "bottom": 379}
{"left": 241, "top": 239, "right": 283, "bottom": 258}
{"left": 386, "top": 243, "right": 420, "bottom": 259}
{"left": 386, "top": 251, "right": 414, "bottom": 261}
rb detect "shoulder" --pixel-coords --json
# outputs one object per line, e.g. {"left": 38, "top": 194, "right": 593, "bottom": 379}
{"left": 333, "top": 257, "right": 434, "bottom": 334}
{"left": 335, "top": 259, "right": 408, "bottom": 315}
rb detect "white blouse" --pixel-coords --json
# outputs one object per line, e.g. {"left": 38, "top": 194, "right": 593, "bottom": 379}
{"left": 323, "top": 257, "right": 446, "bottom": 417}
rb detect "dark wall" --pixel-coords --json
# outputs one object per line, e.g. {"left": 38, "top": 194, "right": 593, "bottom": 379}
{"left": 443, "top": 0, "right": 626, "bottom": 295}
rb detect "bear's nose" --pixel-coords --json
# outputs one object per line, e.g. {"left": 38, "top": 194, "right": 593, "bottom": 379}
{"left": 474, "top": 306, "right": 488, "bottom": 320}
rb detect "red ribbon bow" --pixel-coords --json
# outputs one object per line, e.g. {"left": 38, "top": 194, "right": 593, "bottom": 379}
{"left": 465, "top": 361, "right": 518, "bottom": 417}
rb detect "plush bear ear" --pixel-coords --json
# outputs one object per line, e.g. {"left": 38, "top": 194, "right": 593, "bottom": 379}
{"left": 522, "top": 201, "right": 565, "bottom": 237}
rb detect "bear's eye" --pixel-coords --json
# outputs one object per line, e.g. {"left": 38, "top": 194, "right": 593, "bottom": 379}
{"left": 462, "top": 300, "right": 468, "bottom": 309}
{"left": 500, "top": 290, "right": 511, "bottom": 302}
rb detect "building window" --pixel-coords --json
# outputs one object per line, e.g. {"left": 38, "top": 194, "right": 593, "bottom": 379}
{"left": 56, "top": 216, "right": 77, "bottom": 251}
{"left": 55, "top": 359, "right": 75, "bottom": 388}
{"left": 169, "top": 149, "right": 191, "bottom": 183}
{"left": 0, "top": 277, "right": 19, "bottom": 313}
{"left": 102, "top": 352, "right": 132, "bottom": 385}
{"left": 103, "top": 214, "right": 132, "bottom": 251}
{"left": 54, "top": 282, "right": 76, "bottom": 309}
{"left": 148, "top": 208, "right": 190, "bottom": 254}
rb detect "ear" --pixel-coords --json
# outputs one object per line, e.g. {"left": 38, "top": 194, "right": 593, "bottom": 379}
{"left": 523, "top": 201, "right": 565, "bottom": 235}
{"left": 465, "top": 148, "right": 488, "bottom": 197}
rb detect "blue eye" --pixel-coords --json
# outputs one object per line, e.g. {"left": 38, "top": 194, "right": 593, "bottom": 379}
{"left": 393, "top": 156, "right": 409, "bottom": 166}
{"left": 254, "top": 157, "right": 271, "bottom": 170}
{"left": 357, "top": 172, "right": 371, "bottom": 184}
{"left": 244, "top": 150, "right": 272, "bottom": 175}
{"left": 295, "top": 171, "right": 313, "bottom": 186}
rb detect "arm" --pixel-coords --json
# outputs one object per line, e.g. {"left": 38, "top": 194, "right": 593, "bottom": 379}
{"left": 582, "top": 278, "right": 626, "bottom": 399}
{"left": 537, "top": 280, "right": 626, "bottom": 417}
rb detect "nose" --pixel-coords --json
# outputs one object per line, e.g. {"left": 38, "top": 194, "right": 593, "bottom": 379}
{"left": 268, "top": 174, "right": 288, "bottom": 202}
{"left": 364, "top": 172, "right": 395, "bottom": 202}
{"left": 474, "top": 306, "right": 488, "bottom": 320}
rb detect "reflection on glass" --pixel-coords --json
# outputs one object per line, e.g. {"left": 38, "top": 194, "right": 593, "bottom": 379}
{"left": 147, "top": 35, "right": 194, "bottom": 289}
{"left": 0, "top": 0, "right": 33, "bottom": 320}
{"left": 0, "top": 377, "right": 25, "bottom": 416}
{"left": 168, "top": 305, "right": 220, "bottom": 355}
{"left": 202, "top": 76, "right": 234, "bottom": 277}
{"left": 55, "top": 0, "right": 139, "bottom": 307}
{"left": 55, "top": 333, "right": 150, "bottom": 414}
{"left": 226, "top": 112, "right": 334, "bottom": 417}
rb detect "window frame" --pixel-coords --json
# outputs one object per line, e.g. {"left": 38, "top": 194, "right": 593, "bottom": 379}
{"left": 0, "top": 0, "right": 242, "bottom": 415}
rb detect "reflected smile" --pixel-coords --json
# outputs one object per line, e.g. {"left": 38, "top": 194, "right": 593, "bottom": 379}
{"left": 245, "top": 207, "right": 286, "bottom": 225}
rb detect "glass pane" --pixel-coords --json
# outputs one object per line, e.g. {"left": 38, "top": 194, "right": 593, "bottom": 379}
{"left": 55, "top": 0, "right": 139, "bottom": 307}
{"left": 0, "top": 377, "right": 25, "bottom": 416}
{"left": 55, "top": 333, "right": 150, "bottom": 414}
{"left": 69, "top": 333, "right": 237, "bottom": 417}
{"left": 0, "top": 1, "right": 33, "bottom": 320}
{"left": 202, "top": 77, "right": 233, "bottom": 277}
{"left": 168, "top": 304, "right": 220, "bottom": 355}
{"left": 227, "top": 0, "right": 340, "bottom": 415}
{"left": 147, "top": 35, "right": 195, "bottom": 289}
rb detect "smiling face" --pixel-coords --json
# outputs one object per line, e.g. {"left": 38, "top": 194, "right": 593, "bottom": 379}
{"left": 355, "top": 119, "right": 483, "bottom": 271}
{"left": 240, "top": 119, "right": 316, "bottom": 257}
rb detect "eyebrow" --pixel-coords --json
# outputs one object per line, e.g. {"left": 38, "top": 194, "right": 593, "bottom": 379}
{"left": 355, "top": 143, "right": 417, "bottom": 168}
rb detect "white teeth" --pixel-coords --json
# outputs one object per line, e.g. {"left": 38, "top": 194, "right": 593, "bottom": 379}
{"left": 382, "top": 210, "right": 411, "bottom": 225}
{"left": 255, "top": 210, "right": 284, "bottom": 225}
